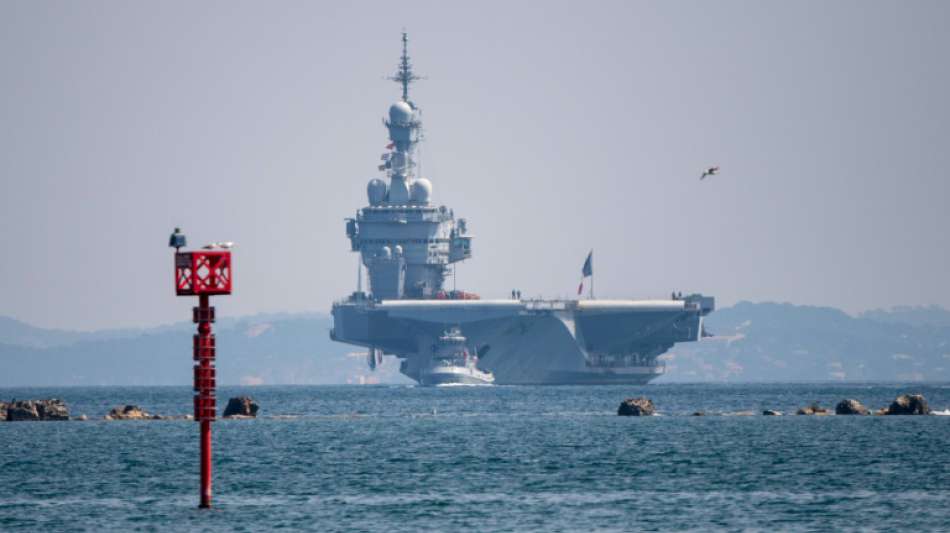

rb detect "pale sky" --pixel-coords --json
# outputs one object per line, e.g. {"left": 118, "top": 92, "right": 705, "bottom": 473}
{"left": 1, "top": 1, "right": 948, "bottom": 330}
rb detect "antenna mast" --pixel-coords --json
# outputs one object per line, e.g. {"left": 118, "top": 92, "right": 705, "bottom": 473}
{"left": 389, "top": 31, "right": 423, "bottom": 102}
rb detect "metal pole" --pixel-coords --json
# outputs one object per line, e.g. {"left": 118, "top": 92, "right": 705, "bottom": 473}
{"left": 196, "top": 293, "right": 213, "bottom": 509}
{"left": 200, "top": 419, "right": 211, "bottom": 508}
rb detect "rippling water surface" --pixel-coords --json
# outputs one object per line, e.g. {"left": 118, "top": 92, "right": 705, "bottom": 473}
{"left": 2, "top": 384, "right": 949, "bottom": 531}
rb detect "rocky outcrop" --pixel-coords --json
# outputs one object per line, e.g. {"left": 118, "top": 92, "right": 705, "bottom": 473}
{"left": 617, "top": 397, "right": 655, "bottom": 416}
{"left": 762, "top": 410, "right": 783, "bottom": 416}
{"left": 106, "top": 405, "right": 152, "bottom": 420}
{"left": 835, "top": 399, "right": 869, "bottom": 415}
{"left": 883, "top": 394, "right": 930, "bottom": 415}
{"left": 7, "top": 401, "right": 40, "bottom": 421}
{"left": 796, "top": 403, "right": 829, "bottom": 415}
{"left": 5, "top": 399, "right": 70, "bottom": 421}
{"left": 223, "top": 396, "right": 259, "bottom": 418}
{"left": 40, "top": 400, "right": 69, "bottom": 420}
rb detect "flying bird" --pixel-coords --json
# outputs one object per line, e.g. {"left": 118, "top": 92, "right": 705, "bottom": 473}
{"left": 700, "top": 166, "right": 720, "bottom": 180}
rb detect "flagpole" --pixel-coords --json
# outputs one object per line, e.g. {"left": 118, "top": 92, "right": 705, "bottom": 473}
{"left": 589, "top": 249, "right": 594, "bottom": 300}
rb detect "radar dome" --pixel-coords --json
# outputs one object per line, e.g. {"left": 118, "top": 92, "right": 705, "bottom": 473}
{"left": 393, "top": 245, "right": 403, "bottom": 257}
{"left": 410, "top": 178, "right": 432, "bottom": 205}
{"left": 379, "top": 246, "right": 392, "bottom": 259}
{"left": 367, "top": 178, "right": 387, "bottom": 206}
{"left": 388, "top": 101, "right": 413, "bottom": 124}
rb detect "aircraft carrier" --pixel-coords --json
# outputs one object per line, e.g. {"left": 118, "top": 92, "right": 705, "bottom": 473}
{"left": 330, "top": 34, "right": 714, "bottom": 385}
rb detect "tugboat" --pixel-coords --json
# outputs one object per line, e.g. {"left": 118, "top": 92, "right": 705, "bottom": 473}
{"left": 419, "top": 328, "right": 494, "bottom": 386}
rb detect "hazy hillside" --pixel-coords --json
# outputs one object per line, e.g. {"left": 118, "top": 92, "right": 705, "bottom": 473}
{"left": 0, "top": 313, "right": 407, "bottom": 387}
{"left": 859, "top": 305, "right": 950, "bottom": 328}
{"left": 660, "top": 302, "right": 950, "bottom": 382}
{"left": 1, "top": 303, "right": 949, "bottom": 386}
{"left": 0, "top": 317, "right": 116, "bottom": 349}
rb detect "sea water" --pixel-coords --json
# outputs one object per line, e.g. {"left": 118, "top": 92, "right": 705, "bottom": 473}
{"left": 1, "top": 384, "right": 949, "bottom": 532}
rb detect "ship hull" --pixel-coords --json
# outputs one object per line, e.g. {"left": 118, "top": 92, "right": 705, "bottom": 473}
{"left": 542, "top": 371, "right": 657, "bottom": 385}
{"left": 331, "top": 296, "right": 713, "bottom": 385}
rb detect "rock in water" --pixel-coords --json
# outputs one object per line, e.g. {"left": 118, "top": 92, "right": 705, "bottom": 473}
{"left": 617, "top": 397, "right": 655, "bottom": 416}
{"left": 835, "top": 399, "right": 869, "bottom": 415}
{"left": 0, "top": 402, "right": 6, "bottom": 421}
{"left": 796, "top": 403, "right": 829, "bottom": 416}
{"left": 762, "top": 410, "right": 783, "bottom": 416}
{"left": 223, "top": 396, "right": 259, "bottom": 418}
{"left": 37, "top": 399, "right": 70, "bottom": 420}
{"left": 6, "top": 401, "right": 39, "bottom": 421}
{"left": 5, "top": 399, "right": 69, "bottom": 421}
{"left": 884, "top": 394, "right": 930, "bottom": 415}
{"left": 106, "top": 405, "right": 151, "bottom": 420}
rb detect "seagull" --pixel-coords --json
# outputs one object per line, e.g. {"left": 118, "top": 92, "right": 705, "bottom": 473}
{"left": 700, "top": 166, "right": 720, "bottom": 180}
{"left": 202, "top": 241, "right": 235, "bottom": 250}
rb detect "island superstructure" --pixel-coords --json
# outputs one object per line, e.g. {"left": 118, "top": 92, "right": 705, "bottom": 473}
{"left": 330, "top": 34, "right": 714, "bottom": 384}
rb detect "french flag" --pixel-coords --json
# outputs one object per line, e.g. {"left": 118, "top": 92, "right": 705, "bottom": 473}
{"left": 577, "top": 251, "right": 592, "bottom": 296}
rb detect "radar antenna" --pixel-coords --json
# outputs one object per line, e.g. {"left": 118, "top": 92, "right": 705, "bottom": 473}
{"left": 389, "top": 32, "right": 424, "bottom": 101}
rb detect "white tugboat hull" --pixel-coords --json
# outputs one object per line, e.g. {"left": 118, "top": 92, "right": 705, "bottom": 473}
{"left": 419, "top": 365, "right": 495, "bottom": 387}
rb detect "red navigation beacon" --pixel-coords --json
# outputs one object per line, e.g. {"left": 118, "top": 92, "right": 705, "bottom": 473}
{"left": 170, "top": 228, "right": 232, "bottom": 509}
{"left": 175, "top": 251, "right": 232, "bottom": 296}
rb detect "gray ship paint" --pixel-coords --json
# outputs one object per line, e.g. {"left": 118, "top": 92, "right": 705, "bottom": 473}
{"left": 331, "top": 35, "right": 715, "bottom": 385}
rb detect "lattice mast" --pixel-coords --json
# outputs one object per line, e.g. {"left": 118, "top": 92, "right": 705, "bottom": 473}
{"left": 390, "top": 31, "right": 423, "bottom": 103}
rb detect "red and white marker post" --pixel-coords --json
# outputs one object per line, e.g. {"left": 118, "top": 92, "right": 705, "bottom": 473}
{"left": 175, "top": 249, "right": 232, "bottom": 508}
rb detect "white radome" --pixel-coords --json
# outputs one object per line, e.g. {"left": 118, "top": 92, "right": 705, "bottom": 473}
{"left": 388, "top": 101, "right": 413, "bottom": 124}
{"left": 410, "top": 178, "right": 432, "bottom": 205}
{"left": 367, "top": 178, "right": 388, "bottom": 205}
